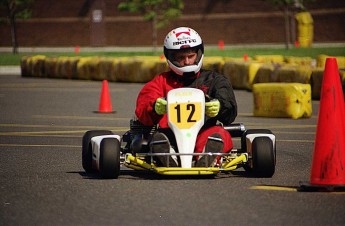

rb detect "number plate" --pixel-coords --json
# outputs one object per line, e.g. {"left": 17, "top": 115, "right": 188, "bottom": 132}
{"left": 169, "top": 102, "right": 202, "bottom": 129}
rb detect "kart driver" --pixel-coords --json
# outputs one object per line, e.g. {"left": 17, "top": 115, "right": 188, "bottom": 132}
{"left": 135, "top": 27, "right": 237, "bottom": 167}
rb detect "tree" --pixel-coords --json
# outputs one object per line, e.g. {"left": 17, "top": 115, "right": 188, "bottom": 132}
{"left": 0, "top": 0, "right": 34, "bottom": 54}
{"left": 264, "top": 0, "right": 315, "bottom": 49}
{"left": 118, "top": 0, "right": 184, "bottom": 52}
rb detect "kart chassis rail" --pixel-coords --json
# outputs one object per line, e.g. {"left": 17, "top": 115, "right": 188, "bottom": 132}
{"left": 123, "top": 151, "right": 249, "bottom": 175}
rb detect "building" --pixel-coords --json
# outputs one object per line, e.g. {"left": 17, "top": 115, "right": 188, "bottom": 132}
{"left": 0, "top": 0, "right": 344, "bottom": 47}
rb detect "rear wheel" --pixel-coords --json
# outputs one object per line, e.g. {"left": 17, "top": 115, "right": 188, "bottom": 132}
{"left": 82, "top": 130, "right": 113, "bottom": 173}
{"left": 251, "top": 137, "right": 275, "bottom": 177}
{"left": 100, "top": 138, "right": 121, "bottom": 179}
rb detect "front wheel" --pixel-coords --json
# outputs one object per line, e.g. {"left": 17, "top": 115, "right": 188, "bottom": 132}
{"left": 82, "top": 130, "right": 113, "bottom": 173}
{"left": 251, "top": 137, "right": 275, "bottom": 178}
{"left": 100, "top": 138, "right": 121, "bottom": 179}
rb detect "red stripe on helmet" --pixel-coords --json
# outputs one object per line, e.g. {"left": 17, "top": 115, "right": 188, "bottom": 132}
{"left": 175, "top": 31, "right": 190, "bottom": 37}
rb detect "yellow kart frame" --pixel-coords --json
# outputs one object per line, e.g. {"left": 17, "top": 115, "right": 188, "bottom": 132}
{"left": 124, "top": 152, "right": 248, "bottom": 176}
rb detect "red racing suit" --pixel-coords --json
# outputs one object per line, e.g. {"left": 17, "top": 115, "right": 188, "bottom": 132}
{"left": 135, "top": 69, "right": 237, "bottom": 153}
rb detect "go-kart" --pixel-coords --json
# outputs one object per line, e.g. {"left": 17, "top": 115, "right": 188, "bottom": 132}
{"left": 82, "top": 88, "right": 276, "bottom": 179}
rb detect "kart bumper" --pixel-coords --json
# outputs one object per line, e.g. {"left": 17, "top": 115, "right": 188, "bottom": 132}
{"left": 124, "top": 152, "right": 248, "bottom": 175}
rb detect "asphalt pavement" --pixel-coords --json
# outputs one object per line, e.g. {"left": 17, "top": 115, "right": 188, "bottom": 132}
{"left": 1, "top": 73, "right": 345, "bottom": 225}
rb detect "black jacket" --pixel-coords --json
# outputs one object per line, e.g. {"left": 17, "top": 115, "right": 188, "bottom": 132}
{"left": 179, "top": 69, "right": 238, "bottom": 127}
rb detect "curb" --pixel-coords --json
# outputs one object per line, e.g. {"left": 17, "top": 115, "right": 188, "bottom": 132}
{"left": 0, "top": 66, "right": 21, "bottom": 76}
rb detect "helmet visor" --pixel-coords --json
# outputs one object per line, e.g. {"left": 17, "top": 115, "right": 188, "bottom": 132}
{"left": 166, "top": 45, "right": 203, "bottom": 67}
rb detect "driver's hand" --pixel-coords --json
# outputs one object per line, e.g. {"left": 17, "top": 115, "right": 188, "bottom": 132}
{"left": 154, "top": 97, "right": 167, "bottom": 115}
{"left": 205, "top": 99, "right": 220, "bottom": 117}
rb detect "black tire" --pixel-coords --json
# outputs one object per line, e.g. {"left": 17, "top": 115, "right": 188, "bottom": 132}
{"left": 240, "top": 129, "right": 272, "bottom": 153}
{"left": 82, "top": 130, "right": 113, "bottom": 173}
{"left": 251, "top": 137, "right": 275, "bottom": 177}
{"left": 100, "top": 138, "right": 121, "bottom": 179}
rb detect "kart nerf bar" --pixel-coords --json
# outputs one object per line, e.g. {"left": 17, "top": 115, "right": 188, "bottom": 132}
{"left": 133, "top": 151, "right": 248, "bottom": 168}
{"left": 124, "top": 153, "right": 248, "bottom": 171}
{"left": 223, "top": 123, "right": 246, "bottom": 137}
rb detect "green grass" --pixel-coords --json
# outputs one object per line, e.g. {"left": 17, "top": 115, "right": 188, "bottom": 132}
{"left": 0, "top": 46, "right": 344, "bottom": 66}
{"left": 205, "top": 46, "right": 345, "bottom": 58}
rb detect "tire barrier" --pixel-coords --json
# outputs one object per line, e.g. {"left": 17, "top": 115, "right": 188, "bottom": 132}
{"left": 253, "top": 55, "right": 285, "bottom": 64}
{"left": 57, "top": 56, "right": 80, "bottom": 79}
{"left": 20, "top": 55, "right": 168, "bottom": 83}
{"left": 253, "top": 83, "right": 312, "bottom": 119}
{"left": 223, "top": 60, "right": 248, "bottom": 90}
{"left": 76, "top": 57, "right": 93, "bottom": 80}
{"left": 224, "top": 56, "right": 253, "bottom": 62}
{"left": 44, "top": 57, "right": 59, "bottom": 78}
{"left": 98, "top": 57, "right": 119, "bottom": 82}
{"left": 223, "top": 60, "right": 262, "bottom": 90}
{"left": 285, "top": 56, "right": 315, "bottom": 67}
{"left": 317, "top": 55, "right": 345, "bottom": 69}
{"left": 275, "top": 65, "right": 312, "bottom": 84}
{"left": 116, "top": 56, "right": 167, "bottom": 83}
{"left": 252, "top": 63, "right": 276, "bottom": 84}
{"left": 311, "top": 67, "right": 345, "bottom": 100}
{"left": 310, "top": 67, "right": 324, "bottom": 100}
{"left": 20, "top": 54, "right": 345, "bottom": 108}
{"left": 203, "top": 57, "right": 224, "bottom": 74}
{"left": 21, "top": 55, "right": 47, "bottom": 78}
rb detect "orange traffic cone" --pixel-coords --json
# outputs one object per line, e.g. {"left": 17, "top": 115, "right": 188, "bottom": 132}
{"left": 218, "top": 40, "right": 224, "bottom": 50}
{"left": 300, "top": 57, "right": 345, "bottom": 192}
{"left": 97, "top": 80, "right": 114, "bottom": 113}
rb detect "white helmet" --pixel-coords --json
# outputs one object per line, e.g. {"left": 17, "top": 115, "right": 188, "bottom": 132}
{"left": 164, "top": 27, "right": 204, "bottom": 76}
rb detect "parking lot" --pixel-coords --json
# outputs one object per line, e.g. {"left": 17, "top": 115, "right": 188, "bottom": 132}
{"left": 1, "top": 73, "right": 344, "bottom": 225}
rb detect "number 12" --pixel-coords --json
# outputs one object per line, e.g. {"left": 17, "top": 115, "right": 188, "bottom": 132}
{"left": 174, "top": 104, "right": 196, "bottom": 123}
